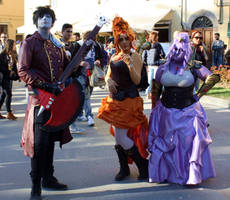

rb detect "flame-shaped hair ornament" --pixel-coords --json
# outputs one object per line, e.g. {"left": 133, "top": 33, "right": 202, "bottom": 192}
{"left": 112, "top": 16, "right": 135, "bottom": 54}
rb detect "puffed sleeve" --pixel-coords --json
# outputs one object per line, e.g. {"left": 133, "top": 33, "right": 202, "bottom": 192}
{"left": 192, "top": 65, "right": 212, "bottom": 81}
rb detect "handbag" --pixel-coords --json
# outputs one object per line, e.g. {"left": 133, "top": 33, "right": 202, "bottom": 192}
{"left": 89, "top": 65, "right": 105, "bottom": 87}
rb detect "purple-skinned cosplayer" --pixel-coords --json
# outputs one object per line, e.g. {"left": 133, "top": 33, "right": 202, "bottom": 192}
{"left": 148, "top": 32, "right": 220, "bottom": 185}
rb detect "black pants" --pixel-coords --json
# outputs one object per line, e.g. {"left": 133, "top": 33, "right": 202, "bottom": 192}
{"left": 0, "top": 78, "right": 12, "bottom": 112}
{"left": 30, "top": 106, "right": 61, "bottom": 182}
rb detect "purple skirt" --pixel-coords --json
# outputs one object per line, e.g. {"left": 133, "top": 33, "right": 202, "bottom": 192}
{"left": 148, "top": 100, "right": 216, "bottom": 185}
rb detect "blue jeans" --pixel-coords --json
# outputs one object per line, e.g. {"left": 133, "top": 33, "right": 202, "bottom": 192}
{"left": 146, "top": 66, "right": 158, "bottom": 95}
{"left": 212, "top": 54, "right": 223, "bottom": 67}
{"left": 77, "top": 75, "right": 93, "bottom": 118}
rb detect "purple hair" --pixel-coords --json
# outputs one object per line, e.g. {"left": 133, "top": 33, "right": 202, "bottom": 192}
{"left": 164, "top": 32, "right": 192, "bottom": 75}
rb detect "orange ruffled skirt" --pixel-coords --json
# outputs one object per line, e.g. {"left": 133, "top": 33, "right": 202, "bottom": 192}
{"left": 97, "top": 96, "right": 148, "bottom": 159}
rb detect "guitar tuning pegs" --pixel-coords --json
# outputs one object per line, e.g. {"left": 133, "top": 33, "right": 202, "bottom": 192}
{"left": 97, "top": 15, "right": 109, "bottom": 27}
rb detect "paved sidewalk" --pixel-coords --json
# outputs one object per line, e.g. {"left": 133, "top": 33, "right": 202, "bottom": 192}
{"left": 0, "top": 82, "right": 229, "bottom": 200}
{"left": 201, "top": 95, "right": 230, "bottom": 109}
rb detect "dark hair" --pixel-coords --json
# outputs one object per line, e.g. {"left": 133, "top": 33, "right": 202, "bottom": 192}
{"left": 106, "top": 37, "right": 114, "bottom": 44}
{"left": 25, "top": 34, "right": 32, "bottom": 39}
{"left": 5, "top": 39, "right": 14, "bottom": 52}
{"left": 5, "top": 39, "right": 17, "bottom": 63}
{"left": 62, "top": 23, "right": 73, "bottom": 32}
{"left": 214, "top": 33, "right": 220, "bottom": 37}
{"left": 73, "top": 32, "right": 80, "bottom": 37}
{"left": 33, "top": 6, "right": 56, "bottom": 28}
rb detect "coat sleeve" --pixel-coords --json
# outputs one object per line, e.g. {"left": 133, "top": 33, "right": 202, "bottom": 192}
{"left": 17, "top": 40, "right": 38, "bottom": 85}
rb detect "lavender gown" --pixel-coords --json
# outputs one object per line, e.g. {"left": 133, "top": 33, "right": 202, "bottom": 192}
{"left": 148, "top": 64, "right": 216, "bottom": 185}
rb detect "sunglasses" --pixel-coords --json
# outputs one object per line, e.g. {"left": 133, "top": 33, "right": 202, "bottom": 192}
{"left": 194, "top": 36, "right": 203, "bottom": 40}
{"left": 118, "top": 36, "right": 129, "bottom": 42}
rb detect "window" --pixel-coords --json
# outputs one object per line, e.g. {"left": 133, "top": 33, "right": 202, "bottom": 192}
{"left": 154, "top": 20, "right": 171, "bottom": 42}
{"left": 0, "top": 24, "right": 8, "bottom": 34}
{"left": 192, "top": 16, "right": 213, "bottom": 29}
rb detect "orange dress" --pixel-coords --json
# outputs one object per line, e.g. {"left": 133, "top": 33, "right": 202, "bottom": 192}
{"left": 97, "top": 60, "right": 148, "bottom": 158}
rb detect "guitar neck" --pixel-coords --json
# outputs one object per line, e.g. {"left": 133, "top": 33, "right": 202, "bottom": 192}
{"left": 59, "top": 25, "right": 101, "bottom": 83}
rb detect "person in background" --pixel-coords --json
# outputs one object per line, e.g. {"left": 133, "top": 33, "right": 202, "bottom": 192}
{"left": 142, "top": 31, "right": 165, "bottom": 99}
{"left": 73, "top": 32, "right": 81, "bottom": 42}
{"left": 139, "top": 31, "right": 151, "bottom": 56}
{"left": 77, "top": 31, "right": 104, "bottom": 126}
{"left": 61, "top": 23, "right": 80, "bottom": 59}
{"left": 224, "top": 46, "right": 230, "bottom": 66}
{"left": 61, "top": 23, "right": 87, "bottom": 133}
{"left": 223, "top": 44, "right": 227, "bottom": 65}
{"left": 212, "top": 33, "right": 224, "bottom": 67}
{"left": 104, "top": 37, "right": 115, "bottom": 76}
{"left": 191, "top": 31, "right": 208, "bottom": 91}
{"left": 0, "top": 32, "right": 8, "bottom": 53}
{"left": 191, "top": 31, "right": 208, "bottom": 66}
{"left": 0, "top": 39, "right": 18, "bottom": 120}
{"left": 105, "top": 37, "right": 116, "bottom": 59}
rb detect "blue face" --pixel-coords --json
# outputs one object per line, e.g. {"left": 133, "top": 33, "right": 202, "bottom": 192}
{"left": 37, "top": 14, "right": 52, "bottom": 29}
{"left": 171, "top": 46, "right": 186, "bottom": 63}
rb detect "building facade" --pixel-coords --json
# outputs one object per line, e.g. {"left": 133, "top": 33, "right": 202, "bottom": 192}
{"left": 19, "top": 0, "right": 230, "bottom": 54}
{"left": 0, "top": 0, "right": 24, "bottom": 41}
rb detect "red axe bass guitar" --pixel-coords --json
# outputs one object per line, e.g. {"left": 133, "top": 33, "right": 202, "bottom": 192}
{"left": 36, "top": 16, "right": 108, "bottom": 132}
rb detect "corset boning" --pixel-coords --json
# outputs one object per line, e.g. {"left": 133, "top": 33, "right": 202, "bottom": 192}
{"left": 110, "top": 60, "right": 139, "bottom": 101}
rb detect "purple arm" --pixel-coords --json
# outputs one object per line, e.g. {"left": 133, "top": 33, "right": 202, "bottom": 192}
{"left": 193, "top": 65, "right": 212, "bottom": 81}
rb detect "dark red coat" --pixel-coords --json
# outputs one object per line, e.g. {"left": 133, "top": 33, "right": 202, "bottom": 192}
{"left": 18, "top": 31, "right": 72, "bottom": 158}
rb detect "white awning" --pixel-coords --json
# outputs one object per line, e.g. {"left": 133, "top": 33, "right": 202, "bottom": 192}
{"left": 73, "top": 8, "right": 173, "bottom": 33}
{"left": 17, "top": 24, "right": 36, "bottom": 35}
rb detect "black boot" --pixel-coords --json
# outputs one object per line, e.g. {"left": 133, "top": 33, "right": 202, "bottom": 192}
{"left": 30, "top": 178, "right": 43, "bottom": 200}
{"left": 126, "top": 145, "right": 148, "bottom": 180}
{"left": 114, "top": 145, "right": 130, "bottom": 181}
{"left": 42, "top": 176, "right": 68, "bottom": 190}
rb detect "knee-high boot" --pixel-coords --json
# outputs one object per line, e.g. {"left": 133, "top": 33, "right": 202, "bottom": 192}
{"left": 126, "top": 145, "right": 148, "bottom": 180}
{"left": 30, "top": 177, "right": 42, "bottom": 200}
{"left": 114, "top": 145, "right": 130, "bottom": 181}
{"left": 30, "top": 154, "right": 43, "bottom": 200}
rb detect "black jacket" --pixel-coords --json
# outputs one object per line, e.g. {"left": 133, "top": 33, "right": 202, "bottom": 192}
{"left": 0, "top": 51, "right": 10, "bottom": 79}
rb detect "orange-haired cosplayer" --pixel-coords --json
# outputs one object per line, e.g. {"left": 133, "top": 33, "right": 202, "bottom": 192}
{"left": 97, "top": 16, "right": 148, "bottom": 181}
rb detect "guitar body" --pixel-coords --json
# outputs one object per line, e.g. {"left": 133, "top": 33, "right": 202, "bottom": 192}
{"left": 37, "top": 78, "right": 84, "bottom": 132}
